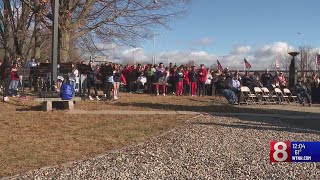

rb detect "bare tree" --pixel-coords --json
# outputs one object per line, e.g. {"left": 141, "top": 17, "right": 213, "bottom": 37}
{"left": 273, "top": 50, "right": 291, "bottom": 71}
{"left": 0, "top": 0, "right": 47, "bottom": 63}
{"left": 23, "top": 0, "right": 190, "bottom": 62}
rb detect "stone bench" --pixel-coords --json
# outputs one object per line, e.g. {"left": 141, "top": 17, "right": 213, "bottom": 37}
{"left": 34, "top": 97, "right": 82, "bottom": 111}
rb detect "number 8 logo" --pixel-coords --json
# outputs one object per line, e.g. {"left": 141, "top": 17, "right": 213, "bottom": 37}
{"left": 273, "top": 142, "right": 288, "bottom": 162}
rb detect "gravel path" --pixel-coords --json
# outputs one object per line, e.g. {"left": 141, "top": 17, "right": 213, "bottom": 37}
{"left": 8, "top": 115, "right": 320, "bottom": 179}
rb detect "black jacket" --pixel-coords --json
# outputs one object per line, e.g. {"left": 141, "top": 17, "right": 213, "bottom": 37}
{"left": 188, "top": 71, "right": 197, "bottom": 82}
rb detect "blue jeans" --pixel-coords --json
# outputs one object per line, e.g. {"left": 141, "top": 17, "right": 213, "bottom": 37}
{"left": 11, "top": 80, "right": 19, "bottom": 90}
{"left": 11, "top": 80, "right": 19, "bottom": 96}
{"left": 222, "top": 89, "right": 237, "bottom": 104}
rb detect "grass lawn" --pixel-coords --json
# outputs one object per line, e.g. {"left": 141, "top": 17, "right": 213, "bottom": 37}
{"left": 0, "top": 95, "right": 191, "bottom": 177}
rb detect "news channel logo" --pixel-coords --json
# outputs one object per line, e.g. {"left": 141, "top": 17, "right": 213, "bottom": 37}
{"left": 270, "top": 141, "right": 320, "bottom": 162}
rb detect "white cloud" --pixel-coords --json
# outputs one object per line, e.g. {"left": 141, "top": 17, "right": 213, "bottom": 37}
{"left": 98, "top": 41, "right": 309, "bottom": 70}
{"left": 231, "top": 45, "right": 252, "bottom": 55}
{"left": 190, "top": 37, "right": 214, "bottom": 47}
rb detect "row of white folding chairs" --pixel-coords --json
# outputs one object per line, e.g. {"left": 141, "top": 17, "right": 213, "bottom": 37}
{"left": 240, "top": 86, "right": 298, "bottom": 105}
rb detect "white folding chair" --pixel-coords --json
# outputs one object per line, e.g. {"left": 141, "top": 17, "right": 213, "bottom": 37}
{"left": 240, "top": 86, "right": 256, "bottom": 105}
{"left": 261, "top": 87, "right": 276, "bottom": 104}
{"left": 283, "top": 88, "right": 298, "bottom": 104}
{"left": 254, "top": 87, "right": 269, "bottom": 105}
{"left": 274, "top": 88, "right": 288, "bottom": 104}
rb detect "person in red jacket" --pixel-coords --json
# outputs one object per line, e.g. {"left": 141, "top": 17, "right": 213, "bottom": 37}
{"left": 183, "top": 66, "right": 190, "bottom": 95}
{"left": 10, "top": 62, "right": 20, "bottom": 97}
{"left": 198, "top": 64, "right": 208, "bottom": 97}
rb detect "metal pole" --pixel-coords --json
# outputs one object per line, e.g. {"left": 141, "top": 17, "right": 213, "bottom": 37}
{"left": 153, "top": 34, "right": 156, "bottom": 65}
{"left": 51, "top": 0, "right": 59, "bottom": 84}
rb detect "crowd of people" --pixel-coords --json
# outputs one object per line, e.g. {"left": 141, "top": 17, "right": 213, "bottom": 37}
{"left": 1, "top": 56, "right": 320, "bottom": 106}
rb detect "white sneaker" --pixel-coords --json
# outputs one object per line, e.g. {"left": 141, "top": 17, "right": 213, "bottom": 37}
{"left": 89, "top": 95, "right": 94, "bottom": 100}
{"left": 96, "top": 96, "right": 101, "bottom": 101}
{"left": 172, "top": 92, "right": 175, "bottom": 95}
{"left": 163, "top": 93, "right": 166, "bottom": 96}
{"left": 114, "top": 96, "right": 118, "bottom": 100}
{"left": 3, "top": 96, "right": 9, "bottom": 102}
{"left": 157, "top": 92, "right": 159, "bottom": 96}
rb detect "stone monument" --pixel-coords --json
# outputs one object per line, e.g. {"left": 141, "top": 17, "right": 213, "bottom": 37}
{"left": 288, "top": 52, "right": 300, "bottom": 88}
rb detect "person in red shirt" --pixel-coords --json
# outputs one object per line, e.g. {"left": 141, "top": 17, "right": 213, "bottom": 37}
{"left": 10, "top": 62, "right": 20, "bottom": 97}
{"left": 197, "top": 64, "right": 208, "bottom": 97}
{"left": 183, "top": 66, "right": 190, "bottom": 95}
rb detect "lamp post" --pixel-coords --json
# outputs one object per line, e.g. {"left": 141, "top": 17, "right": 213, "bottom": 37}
{"left": 288, "top": 51, "right": 300, "bottom": 88}
{"left": 152, "top": 34, "right": 156, "bottom": 65}
{"left": 51, "top": 0, "right": 59, "bottom": 84}
{"left": 152, "top": 33, "right": 160, "bottom": 65}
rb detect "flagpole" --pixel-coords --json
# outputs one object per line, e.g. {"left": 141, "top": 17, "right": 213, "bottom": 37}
{"left": 243, "top": 58, "right": 245, "bottom": 74}
{"left": 316, "top": 53, "right": 318, "bottom": 71}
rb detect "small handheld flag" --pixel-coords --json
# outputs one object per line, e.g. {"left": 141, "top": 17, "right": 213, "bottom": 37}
{"left": 275, "top": 59, "right": 280, "bottom": 69}
{"left": 244, "top": 58, "right": 251, "bottom": 69}
{"left": 217, "top": 60, "right": 223, "bottom": 71}
{"left": 316, "top": 54, "right": 320, "bottom": 65}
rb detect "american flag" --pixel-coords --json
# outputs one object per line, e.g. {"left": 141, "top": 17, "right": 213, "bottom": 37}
{"left": 317, "top": 54, "right": 320, "bottom": 65}
{"left": 244, "top": 58, "right": 251, "bottom": 69}
{"left": 217, "top": 60, "right": 223, "bottom": 71}
{"left": 275, "top": 60, "right": 280, "bottom": 69}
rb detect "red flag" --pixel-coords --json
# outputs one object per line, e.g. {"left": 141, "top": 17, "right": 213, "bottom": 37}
{"left": 316, "top": 54, "right": 320, "bottom": 65}
{"left": 217, "top": 60, "right": 223, "bottom": 71}
{"left": 244, "top": 58, "right": 251, "bottom": 69}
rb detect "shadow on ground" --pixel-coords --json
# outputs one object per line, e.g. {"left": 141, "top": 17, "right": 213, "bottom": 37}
{"left": 113, "top": 101, "right": 320, "bottom": 132}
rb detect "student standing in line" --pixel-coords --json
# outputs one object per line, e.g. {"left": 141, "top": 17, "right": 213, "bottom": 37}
{"left": 205, "top": 69, "right": 213, "bottom": 96}
{"left": 1, "top": 57, "right": 12, "bottom": 102}
{"left": 197, "top": 64, "right": 207, "bottom": 97}
{"left": 113, "top": 64, "right": 121, "bottom": 100}
{"left": 188, "top": 66, "right": 198, "bottom": 97}
{"left": 10, "top": 61, "right": 20, "bottom": 97}
{"left": 87, "top": 61, "right": 100, "bottom": 100}
{"left": 102, "top": 62, "right": 114, "bottom": 100}
{"left": 183, "top": 66, "right": 190, "bottom": 95}
{"left": 175, "top": 65, "right": 184, "bottom": 96}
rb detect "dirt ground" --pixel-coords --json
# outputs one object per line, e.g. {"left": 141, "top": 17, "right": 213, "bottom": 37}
{"left": 0, "top": 93, "right": 192, "bottom": 177}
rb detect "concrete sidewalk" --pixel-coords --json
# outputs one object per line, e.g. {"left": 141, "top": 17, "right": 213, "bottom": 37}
{"left": 68, "top": 110, "right": 201, "bottom": 115}
{"left": 68, "top": 110, "right": 319, "bottom": 120}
